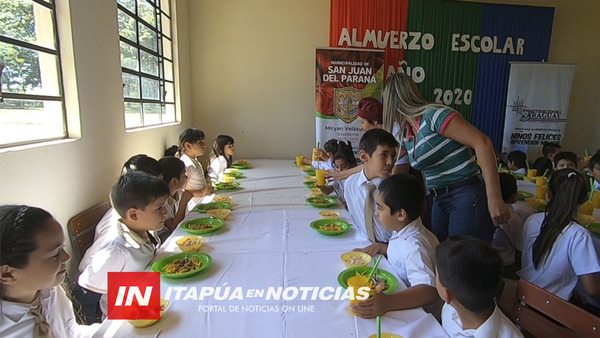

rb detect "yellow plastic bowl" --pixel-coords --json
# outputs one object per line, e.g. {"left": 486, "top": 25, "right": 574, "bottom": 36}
{"left": 310, "top": 188, "right": 323, "bottom": 196}
{"left": 525, "top": 197, "right": 547, "bottom": 210}
{"left": 368, "top": 333, "right": 403, "bottom": 338}
{"left": 207, "top": 208, "right": 231, "bottom": 220}
{"left": 304, "top": 176, "right": 317, "bottom": 182}
{"left": 341, "top": 251, "right": 372, "bottom": 268}
{"left": 578, "top": 214, "right": 597, "bottom": 226}
{"left": 219, "top": 175, "right": 236, "bottom": 183}
{"left": 224, "top": 168, "right": 239, "bottom": 174}
{"left": 128, "top": 298, "right": 169, "bottom": 328}
{"left": 238, "top": 159, "right": 248, "bottom": 165}
{"left": 176, "top": 236, "right": 205, "bottom": 252}
{"left": 523, "top": 176, "right": 536, "bottom": 183}
{"left": 319, "top": 211, "right": 340, "bottom": 219}
{"left": 214, "top": 195, "right": 232, "bottom": 204}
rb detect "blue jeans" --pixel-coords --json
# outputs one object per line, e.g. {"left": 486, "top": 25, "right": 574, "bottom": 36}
{"left": 430, "top": 175, "right": 496, "bottom": 243}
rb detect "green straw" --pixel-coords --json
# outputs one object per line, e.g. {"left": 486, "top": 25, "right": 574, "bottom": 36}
{"left": 590, "top": 178, "right": 595, "bottom": 203}
{"left": 365, "top": 255, "right": 383, "bottom": 285}
{"left": 585, "top": 149, "right": 589, "bottom": 157}
{"left": 526, "top": 160, "right": 530, "bottom": 171}
{"left": 377, "top": 316, "right": 381, "bottom": 338}
{"left": 542, "top": 169, "right": 549, "bottom": 178}
{"left": 497, "top": 163, "right": 502, "bottom": 171}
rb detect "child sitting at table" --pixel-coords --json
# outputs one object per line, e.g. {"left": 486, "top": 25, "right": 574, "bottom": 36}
{"left": 589, "top": 151, "right": 600, "bottom": 191}
{"left": 158, "top": 156, "right": 193, "bottom": 241}
{"left": 207, "top": 135, "right": 235, "bottom": 180}
{"left": 553, "top": 151, "right": 578, "bottom": 170}
{"left": 178, "top": 128, "right": 213, "bottom": 204}
{"left": 507, "top": 150, "right": 528, "bottom": 175}
{"left": 78, "top": 172, "right": 169, "bottom": 318}
{"left": 542, "top": 142, "right": 561, "bottom": 162}
{"left": 436, "top": 236, "right": 523, "bottom": 337}
{"left": 306, "top": 138, "right": 340, "bottom": 170}
{"left": 520, "top": 169, "right": 600, "bottom": 308}
{"left": 533, "top": 156, "right": 553, "bottom": 177}
{"left": 350, "top": 174, "right": 440, "bottom": 318}
{"left": 344, "top": 129, "right": 397, "bottom": 244}
{"left": 317, "top": 141, "right": 356, "bottom": 206}
{"left": 0, "top": 205, "right": 99, "bottom": 337}
{"left": 491, "top": 173, "right": 524, "bottom": 279}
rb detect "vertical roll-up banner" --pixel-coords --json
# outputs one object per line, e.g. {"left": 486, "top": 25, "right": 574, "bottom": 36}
{"left": 501, "top": 63, "right": 576, "bottom": 158}
{"left": 315, "top": 48, "right": 385, "bottom": 154}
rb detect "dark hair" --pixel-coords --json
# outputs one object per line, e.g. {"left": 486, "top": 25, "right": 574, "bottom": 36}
{"left": 378, "top": 174, "right": 424, "bottom": 222}
{"left": 332, "top": 141, "right": 357, "bottom": 168}
{"left": 507, "top": 150, "right": 527, "bottom": 169}
{"left": 121, "top": 154, "right": 162, "bottom": 176}
{"left": 209, "top": 135, "right": 235, "bottom": 168}
{"left": 0, "top": 205, "right": 52, "bottom": 269}
{"left": 323, "top": 139, "right": 340, "bottom": 155}
{"left": 358, "top": 129, "right": 398, "bottom": 156}
{"left": 177, "top": 128, "right": 205, "bottom": 156}
{"left": 542, "top": 142, "right": 561, "bottom": 158}
{"left": 110, "top": 172, "right": 170, "bottom": 218}
{"left": 589, "top": 151, "right": 600, "bottom": 171}
{"left": 436, "top": 236, "right": 502, "bottom": 313}
{"left": 532, "top": 169, "right": 589, "bottom": 269}
{"left": 533, "top": 157, "right": 553, "bottom": 176}
{"left": 164, "top": 145, "right": 178, "bottom": 157}
{"left": 553, "top": 151, "right": 577, "bottom": 168}
{"left": 159, "top": 156, "right": 186, "bottom": 185}
{"left": 498, "top": 173, "right": 517, "bottom": 203}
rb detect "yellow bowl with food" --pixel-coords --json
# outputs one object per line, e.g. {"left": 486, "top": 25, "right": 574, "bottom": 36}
{"left": 238, "top": 159, "right": 248, "bottom": 165}
{"left": 207, "top": 208, "right": 231, "bottom": 220}
{"left": 525, "top": 197, "right": 547, "bottom": 212}
{"left": 310, "top": 188, "right": 323, "bottom": 196}
{"left": 176, "top": 236, "right": 205, "bottom": 252}
{"left": 319, "top": 211, "right": 340, "bottom": 219}
{"left": 224, "top": 168, "right": 239, "bottom": 174}
{"left": 214, "top": 195, "right": 232, "bottom": 204}
{"left": 523, "top": 176, "right": 537, "bottom": 183}
{"left": 341, "top": 251, "right": 372, "bottom": 268}
{"left": 577, "top": 214, "right": 597, "bottom": 226}
{"left": 219, "top": 175, "right": 236, "bottom": 183}
{"left": 127, "top": 298, "right": 169, "bottom": 328}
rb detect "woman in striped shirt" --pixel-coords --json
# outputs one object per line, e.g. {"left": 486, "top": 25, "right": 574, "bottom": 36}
{"left": 382, "top": 73, "right": 509, "bottom": 243}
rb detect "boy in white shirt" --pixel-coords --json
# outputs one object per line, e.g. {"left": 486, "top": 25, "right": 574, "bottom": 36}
{"left": 78, "top": 172, "right": 169, "bottom": 317}
{"left": 436, "top": 236, "right": 523, "bottom": 338}
{"left": 344, "top": 129, "right": 397, "bottom": 244}
{"left": 351, "top": 174, "right": 440, "bottom": 318}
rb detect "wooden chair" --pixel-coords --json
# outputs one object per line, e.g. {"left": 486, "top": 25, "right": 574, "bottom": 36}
{"left": 67, "top": 201, "right": 111, "bottom": 263}
{"left": 512, "top": 279, "right": 600, "bottom": 338}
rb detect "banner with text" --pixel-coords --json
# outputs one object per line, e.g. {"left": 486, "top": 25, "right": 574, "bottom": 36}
{"left": 501, "top": 63, "right": 575, "bottom": 158}
{"left": 329, "top": 0, "right": 554, "bottom": 150}
{"left": 315, "top": 48, "right": 385, "bottom": 153}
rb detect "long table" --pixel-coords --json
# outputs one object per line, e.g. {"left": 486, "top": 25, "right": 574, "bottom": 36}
{"left": 94, "top": 159, "right": 448, "bottom": 338}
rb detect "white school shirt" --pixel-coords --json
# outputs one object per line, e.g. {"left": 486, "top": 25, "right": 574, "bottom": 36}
{"left": 387, "top": 217, "right": 438, "bottom": 288}
{"left": 491, "top": 204, "right": 524, "bottom": 265}
{"left": 595, "top": 180, "right": 600, "bottom": 192}
{"left": 165, "top": 189, "right": 184, "bottom": 221}
{"left": 0, "top": 286, "right": 100, "bottom": 338}
{"left": 343, "top": 169, "right": 392, "bottom": 243}
{"left": 78, "top": 221, "right": 159, "bottom": 315}
{"left": 512, "top": 168, "right": 527, "bottom": 175}
{"left": 180, "top": 153, "right": 207, "bottom": 204}
{"left": 208, "top": 155, "right": 228, "bottom": 180}
{"left": 311, "top": 158, "right": 334, "bottom": 170}
{"left": 441, "top": 303, "right": 523, "bottom": 338}
{"left": 519, "top": 213, "right": 600, "bottom": 300}
{"left": 92, "top": 207, "right": 120, "bottom": 244}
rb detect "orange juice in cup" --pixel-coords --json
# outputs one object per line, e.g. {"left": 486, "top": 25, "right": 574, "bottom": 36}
{"left": 312, "top": 148, "right": 320, "bottom": 161}
{"left": 347, "top": 274, "right": 370, "bottom": 315}
{"left": 535, "top": 186, "right": 548, "bottom": 200}
{"left": 315, "top": 169, "right": 327, "bottom": 186}
{"left": 295, "top": 155, "right": 304, "bottom": 167}
{"left": 593, "top": 192, "right": 600, "bottom": 209}
{"left": 527, "top": 169, "right": 537, "bottom": 178}
{"left": 536, "top": 176, "right": 548, "bottom": 187}
{"left": 581, "top": 201, "right": 594, "bottom": 216}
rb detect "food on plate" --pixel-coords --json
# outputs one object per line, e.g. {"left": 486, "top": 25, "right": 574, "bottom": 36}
{"left": 319, "top": 211, "right": 339, "bottom": 219}
{"left": 319, "top": 223, "right": 342, "bottom": 231}
{"left": 162, "top": 256, "right": 202, "bottom": 274}
{"left": 340, "top": 251, "right": 372, "bottom": 268}
{"left": 214, "top": 195, "right": 232, "bottom": 203}
{"left": 186, "top": 223, "right": 214, "bottom": 230}
{"left": 176, "top": 236, "right": 205, "bottom": 252}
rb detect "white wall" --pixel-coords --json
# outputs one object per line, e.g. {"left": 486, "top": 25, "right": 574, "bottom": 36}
{"left": 0, "top": 0, "right": 193, "bottom": 271}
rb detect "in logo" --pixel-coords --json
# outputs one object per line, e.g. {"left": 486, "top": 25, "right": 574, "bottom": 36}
{"left": 107, "top": 272, "right": 160, "bottom": 320}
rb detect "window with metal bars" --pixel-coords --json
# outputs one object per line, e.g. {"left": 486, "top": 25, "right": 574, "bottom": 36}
{"left": 117, "top": 0, "right": 176, "bottom": 129}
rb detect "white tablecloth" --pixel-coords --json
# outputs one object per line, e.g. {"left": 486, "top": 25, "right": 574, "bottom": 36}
{"left": 94, "top": 160, "right": 447, "bottom": 338}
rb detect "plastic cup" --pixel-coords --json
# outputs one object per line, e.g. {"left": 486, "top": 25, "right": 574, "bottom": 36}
{"left": 581, "top": 201, "right": 594, "bottom": 216}
{"left": 312, "top": 148, "right": 320, "bottom": 161}
{"left": 536, "top": 176, "right": 548, "bottom": 187}
{"left": 295, "top": 155, "right": 304, "bottom": 167}
{"left": 527, "top": 169, "right": 537, "bottom": 178}
{"left": 593, "top": 193, "right": 600, "bottom": 209}
{"left": 368, "top": 334, "right": 403, "bottom": 338}
{"left": 315, "top": 169, "right": 327, "bottom": 186}
{"left": 535, "top": 186, "right": 548, "bottom": 200}
{"left": 347, "top": 274, "right": 370, "bottom": 315}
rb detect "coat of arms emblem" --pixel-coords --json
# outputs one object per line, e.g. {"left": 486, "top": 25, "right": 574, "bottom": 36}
{"left": 334, "top": 87, "right": 363, "bottom": 123}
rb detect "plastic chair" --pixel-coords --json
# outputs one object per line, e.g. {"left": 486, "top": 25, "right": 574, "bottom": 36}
{"left": 67, "top": 201, "right": 110, "bottom": 263}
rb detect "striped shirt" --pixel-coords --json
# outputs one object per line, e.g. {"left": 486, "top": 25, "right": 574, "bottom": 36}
{"left": 402, "top": 107, "right": 479, "bottom": 189}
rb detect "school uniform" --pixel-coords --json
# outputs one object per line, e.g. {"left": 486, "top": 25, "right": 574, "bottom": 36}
{"left": 491, "top": 204, "right": 524, "bottom": 265}
{"left": 208, "top": 155, "right": 228, "bottom": 180}
{"left": 311, "top": 158, "right": 334, "bottom": 170}
{"left": 158, "top": 189, "right": 186, "bottom": 241}
{"left": 512, "top": 168, "right": 527, "bottom": 175}
{"left": 180, "top": 153, "right": 208, "bottom": 204}
{"left": 520, "top": 213, "right": 600, "bottom": 300}
{"left": 78, "top": 221, "right": 160, "bottom": 316}
{"left": 0, "top": 286, "right": 99, "bottom": 338}
{"left": 386, "top": 217, "right": 438, "bottom": 288}
{"left": 92, "top": 207, "right": 120, "bottom": 246}
{"left": 441, "top": 303, "right": 523, "bottom": 338}
{"left": 343, "top": 169, "right": 392, "bottom": 243}
{"left": 595, "top": 180, "right": 600, "bottom": 192}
